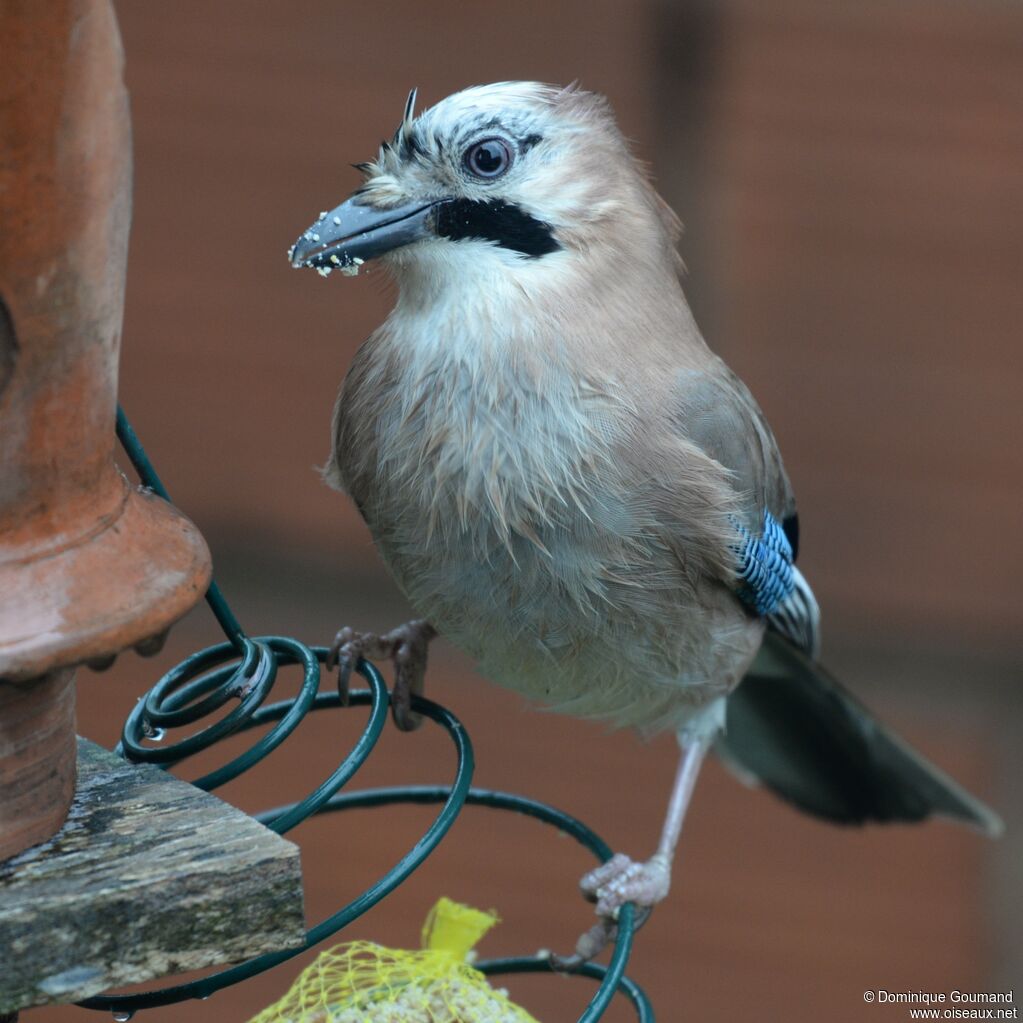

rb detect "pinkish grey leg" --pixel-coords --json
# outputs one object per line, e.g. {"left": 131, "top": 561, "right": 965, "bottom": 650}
{"left": 557, "top": 739, "right": 710, "bottom": 966}
{"left": 326, "top": 620, "right": 437, "bottom": 731}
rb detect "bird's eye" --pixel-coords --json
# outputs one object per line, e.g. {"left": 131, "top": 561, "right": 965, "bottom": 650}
{"left": 463, "top": 137, "right": 513, "bottom": 180}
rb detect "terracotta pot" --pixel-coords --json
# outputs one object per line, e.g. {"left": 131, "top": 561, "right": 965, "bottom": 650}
{"left": 0, "top": 671, "right": 76, "bottom": 861}
{"left": 0, "top": 0, "right": 212, "bottom": 860}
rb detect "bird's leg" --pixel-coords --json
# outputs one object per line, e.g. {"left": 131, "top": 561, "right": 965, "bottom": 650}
{"left": 326, "top": 620, "right": 437, "bottom": 730}
{"left": 560, "top": 738, "right": 710, "bottom": 965}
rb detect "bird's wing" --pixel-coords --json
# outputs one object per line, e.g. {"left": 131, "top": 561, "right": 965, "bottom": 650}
{"left": 679, "top": 367, "right": 1000, "bottom": 834}
{"left": 671, "top": 361, "right": 819, "bottom": 655}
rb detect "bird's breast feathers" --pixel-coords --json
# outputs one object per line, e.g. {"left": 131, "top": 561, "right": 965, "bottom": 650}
{"left": 329, "top": 319, "right": 764, "bottom": 732}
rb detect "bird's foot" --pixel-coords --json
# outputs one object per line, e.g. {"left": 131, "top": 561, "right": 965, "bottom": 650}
{"left": 326, "top": 619, "right": 436, "bottom": 731}
{"left": 553, "top": 852, "right": 669, "bottom": 967}
{"left": 581, "top": 851, "right": 672, "bottom": 918}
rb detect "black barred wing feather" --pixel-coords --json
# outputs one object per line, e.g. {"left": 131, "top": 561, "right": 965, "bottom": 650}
{"left": 733, "top": 510, "right": 820, "bottom": 657}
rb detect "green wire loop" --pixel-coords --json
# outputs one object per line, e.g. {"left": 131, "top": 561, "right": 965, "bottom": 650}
{"left": 79, "top": 407, "right": 656, "bottom": 1021}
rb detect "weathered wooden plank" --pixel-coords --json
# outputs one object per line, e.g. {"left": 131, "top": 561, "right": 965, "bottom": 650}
{"left": 0, "top": 738, "right": 305, "bottom": 1012}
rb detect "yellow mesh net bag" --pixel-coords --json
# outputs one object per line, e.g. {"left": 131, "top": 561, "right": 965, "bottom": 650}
{"left": 247, "top": 898, "right": 541, "bottom": 1023}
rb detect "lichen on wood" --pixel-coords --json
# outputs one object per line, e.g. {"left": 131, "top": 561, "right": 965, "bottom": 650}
{"left": 0, "top": 739, "right": 305, "bottom": 1012}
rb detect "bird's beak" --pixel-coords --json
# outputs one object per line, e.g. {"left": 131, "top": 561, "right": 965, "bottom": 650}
{"left": 289, "top": 196, "right": 446, "bottom": 272}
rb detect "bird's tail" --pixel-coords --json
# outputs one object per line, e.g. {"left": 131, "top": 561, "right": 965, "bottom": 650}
{"left": 715, "top": 631, "right": 1003, "bottom": 836}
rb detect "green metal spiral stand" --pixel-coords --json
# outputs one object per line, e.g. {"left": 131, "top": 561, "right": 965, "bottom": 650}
{"left": 75, "top": 408, "right": 655, "bottom": 1023}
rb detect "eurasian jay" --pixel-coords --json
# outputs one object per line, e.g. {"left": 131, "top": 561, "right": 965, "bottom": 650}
{"left": 290, "top": 83, "right": 1001, "bottom": 960}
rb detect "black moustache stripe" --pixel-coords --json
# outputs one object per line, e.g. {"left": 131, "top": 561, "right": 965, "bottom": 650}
{"left": 435, "top": 199, "right": 560, "bottom": 258}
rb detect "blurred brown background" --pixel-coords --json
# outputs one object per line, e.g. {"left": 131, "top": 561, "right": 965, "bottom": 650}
{"left": 39, "top": 1, "right": 1022, "bottom": 1020}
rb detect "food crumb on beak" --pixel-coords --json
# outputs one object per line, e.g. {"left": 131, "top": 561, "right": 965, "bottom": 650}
{"left": 313, "top": 256, "right": 365, "bottom": 278}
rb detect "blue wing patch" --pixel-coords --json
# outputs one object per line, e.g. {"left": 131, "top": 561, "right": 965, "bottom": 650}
{"left": 733, "top": 510, "right": 821, "bottom": 656}
{"left": 734, "top": 511, "right": 795, "bottom": 615}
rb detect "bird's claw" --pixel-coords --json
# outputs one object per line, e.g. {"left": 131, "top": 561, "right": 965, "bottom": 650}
{"left": 580, "top": 851, "right": 671, "bottom": 918}
{"left": 555, "top": 853, "right": 666, "bottom": 963}
{"left": 326, "top": 626, "right": 362, "bottom": 706}
{"left": 550, "top": 921, "right": 615, "bottom": 970}
{"left": 326, "top": 620, "right": 436, "bottom": 731}
{"left": 551, "top": 903, "right": 654, "bottom": 968}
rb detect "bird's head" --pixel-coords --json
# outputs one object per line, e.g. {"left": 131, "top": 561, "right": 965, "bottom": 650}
{"left": 289, "top": 82, "right": 680, "bottom": 292}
